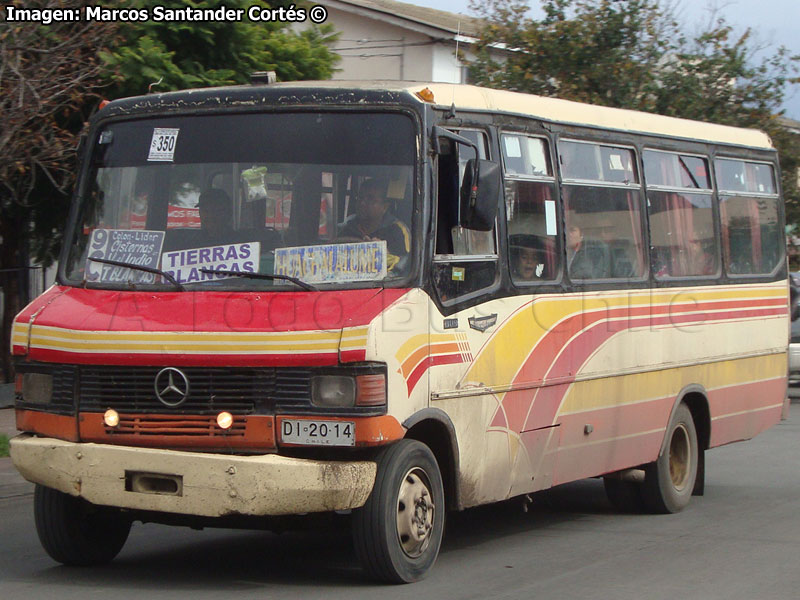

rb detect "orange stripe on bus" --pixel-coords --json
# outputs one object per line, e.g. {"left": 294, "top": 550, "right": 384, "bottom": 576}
{"left": 16, "top": 409, "right": 79, "bottom": 442}
{"left": 400, "top": 342, "right": 463, "bottom": 378}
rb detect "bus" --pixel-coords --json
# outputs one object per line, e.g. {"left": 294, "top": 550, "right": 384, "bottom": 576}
{"left": 9, "top": 81, "right": 789, "bottom": 583}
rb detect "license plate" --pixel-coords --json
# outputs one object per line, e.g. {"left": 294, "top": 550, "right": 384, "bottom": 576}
{"left": 280, "top": 419, "right": 355, "bottom": 447}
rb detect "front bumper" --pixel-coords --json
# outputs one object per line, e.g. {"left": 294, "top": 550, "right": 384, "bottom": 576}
{"left": 10, "top": 434, "right": 376, "bottom": 517}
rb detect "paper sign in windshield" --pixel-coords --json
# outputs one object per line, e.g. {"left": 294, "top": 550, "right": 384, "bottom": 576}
{"left": 148, "top": 128, "right": 179, "bottom": 162}
{"left": 86, "top": 229, "right": 165, "bottom": 284}
{"left": 161, "top": 242, "right": 260, "bottom": 284}
{"left": 274, "top": 241, "right": 387, "bottom": 283}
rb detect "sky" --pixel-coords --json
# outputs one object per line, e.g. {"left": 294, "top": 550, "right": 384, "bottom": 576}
{"left": 402, "top": 0, "right": 800, "bottom": 120}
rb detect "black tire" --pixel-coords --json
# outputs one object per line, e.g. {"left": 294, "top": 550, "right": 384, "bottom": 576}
{"left": 603, "top": 477, "right": 646, "bottom": 513}
{"left": 34, "top": 484, "right": 131, "bottom": 566}
{"left": 352, "top": 439, "right": 445, "bottom": 583}
{"left": 642, "top": 404, "right": 698, "bottom": 514}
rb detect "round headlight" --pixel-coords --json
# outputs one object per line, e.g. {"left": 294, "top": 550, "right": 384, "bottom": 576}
{"left": 216, "top": 411, "right": 234, "bottom": 430}
{"left": 103, "top": 409, "right": 120, "bottom": 428}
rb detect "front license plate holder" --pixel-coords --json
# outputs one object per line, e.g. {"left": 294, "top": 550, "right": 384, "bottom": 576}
{"left": 280, "top": 419, "right": 355, "bottom": 447}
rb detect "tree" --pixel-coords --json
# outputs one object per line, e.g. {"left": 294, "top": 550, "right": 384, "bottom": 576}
{"left": 99, "top": 0, "right": 339, "bottom": 99}
{"left": 467, "top": 0, "right": 800, "bottom": 224}
{"left": 0, "top": 1, "right": 116, "bottom": 381}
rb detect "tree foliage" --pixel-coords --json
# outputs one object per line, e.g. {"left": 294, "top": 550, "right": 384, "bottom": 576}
{"left": 0, "top": 0, "right": 116, "bottom": 380}
{"left": 100, "top": 0, "right": 339, "bottom": 99}
{"left": 468, "top": 0, "right": 800, "bottom": 222}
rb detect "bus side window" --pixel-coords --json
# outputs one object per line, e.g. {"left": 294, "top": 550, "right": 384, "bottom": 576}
{"left": 716, "top": 159, "right": 782, "bottom": 275}
{"left": 644, "top": 150, "right": 718, "bottom": 279}
{"left": 560, "top": 140, "right": 646, "bottom": 282}
{"left": 433, "top": 129, "right": 498, "bottom": 302}
{"left": 502, "top": 133, "right": 560, "bottom": 284}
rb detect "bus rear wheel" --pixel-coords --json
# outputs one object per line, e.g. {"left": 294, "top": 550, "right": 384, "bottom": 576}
{"left": 642, "top": 404, "right": 698, "bottom": 513}
{"left": 34, "top": 484, "right": 131, "bottom": 566}
{"left": 352, "top": 439, "right": 445, "bottom": 583}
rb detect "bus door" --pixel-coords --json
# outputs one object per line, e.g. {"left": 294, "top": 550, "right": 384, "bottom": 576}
{"left": 427, "top": 127, "right": 526, "bottom": 506}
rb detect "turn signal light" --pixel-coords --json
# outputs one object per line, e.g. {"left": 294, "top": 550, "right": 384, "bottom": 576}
{"left": 416, "top": 87, "right": 435, "bottom": 103}
{"left": 356, "top": 374, "right": 386, "bottom": 406}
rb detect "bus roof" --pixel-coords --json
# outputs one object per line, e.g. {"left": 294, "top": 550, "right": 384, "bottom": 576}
{"left": 414, "top": 82, "right": 773, "bottom": 150}
{"left": 103, "top": 80, "right": 773, "bottom": 150}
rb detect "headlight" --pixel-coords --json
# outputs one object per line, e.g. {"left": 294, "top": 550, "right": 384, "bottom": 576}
{"left": 312, "top": 376, "right": 356, "bottom": 408}
{"left": 311, "top": 371, "right": 387, "bottom": 409}
{"left": 22, "top": 373, "right": 53, "bottom": 404}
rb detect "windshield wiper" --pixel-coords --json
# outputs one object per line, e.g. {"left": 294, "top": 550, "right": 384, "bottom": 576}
{"left": 199, "top": 269, "right": 318, "bottom": 292}
{"left": 87, "top": 257, "right": 185, "bottom": 291}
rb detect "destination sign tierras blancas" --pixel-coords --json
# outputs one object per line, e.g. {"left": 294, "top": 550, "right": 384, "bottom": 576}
{"left": 161, "top": 242, "right": 260, "bottom": 284}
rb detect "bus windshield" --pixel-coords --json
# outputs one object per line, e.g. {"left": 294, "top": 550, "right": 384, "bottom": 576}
{"left": 64, "top": 112, "right": 416, "bottom": 290}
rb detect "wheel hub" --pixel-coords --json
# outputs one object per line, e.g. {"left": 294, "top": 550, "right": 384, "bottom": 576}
{"left": 669, "top": 423, "right": 690, "bottom": 491}
{"left": 396, "top": 468, "right": 435, "bottom": 558}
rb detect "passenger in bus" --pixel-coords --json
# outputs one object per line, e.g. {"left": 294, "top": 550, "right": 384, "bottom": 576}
{"left": 510, "top": 234, "right": 548, "bottom": 280}
{"left": 566, "top": 224, "right": 604, "bottom": 279}
{"left": 685, "top": 236, "right": 715, "bottom": 275}
{"left": 338, "top": 178, "right": 410, "bottom": 259}
{"left": 655, "top": 236, "right": 715, "bottom": 277}
{"left": 198, "top": 188, "right": 234, "bottom": 240}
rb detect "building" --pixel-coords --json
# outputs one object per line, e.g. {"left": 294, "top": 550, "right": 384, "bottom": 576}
{"left": 320, "top": 0, "right": 490, "bottom": 83}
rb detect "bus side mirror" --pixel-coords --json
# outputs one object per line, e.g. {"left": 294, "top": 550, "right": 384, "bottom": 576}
{"left": 460, "top": 158, "right": 501, "bottom": 231}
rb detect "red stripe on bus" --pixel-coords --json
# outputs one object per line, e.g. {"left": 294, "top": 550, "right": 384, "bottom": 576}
{"left": 494, "top": 304, "right": 785, "bottom": 434}
{"left": 406, "top": 353, "right": 467, "bottom": 395}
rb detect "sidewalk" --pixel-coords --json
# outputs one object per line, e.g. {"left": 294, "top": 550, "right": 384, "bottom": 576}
{"left": 0, "top": 407, "right": 34, "bottom": 498}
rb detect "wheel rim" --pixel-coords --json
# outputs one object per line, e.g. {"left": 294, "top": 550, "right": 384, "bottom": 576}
{"left": 396, "top": 467, "right": 435, "bottom": 558}
{"left": 669, "top": 423, "right": 691, "bottom": 491}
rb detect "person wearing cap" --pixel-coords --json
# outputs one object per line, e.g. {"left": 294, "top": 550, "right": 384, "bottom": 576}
{"left": 339, "top": 178, "right": 410, "bottom": 266}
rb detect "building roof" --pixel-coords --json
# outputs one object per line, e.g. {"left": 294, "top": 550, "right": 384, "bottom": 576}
{"left": 327, "top": 0, "right": 484, "bottom": 37}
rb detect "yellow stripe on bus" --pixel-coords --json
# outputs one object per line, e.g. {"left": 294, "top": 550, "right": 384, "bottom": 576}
{"left": 558, "top": 354, "right": 787, "bottom": 415}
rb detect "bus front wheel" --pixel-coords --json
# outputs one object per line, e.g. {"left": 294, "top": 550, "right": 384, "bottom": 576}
{"left": 352, "top": 439, "right": 445, "bottom": 583}
{"left": 34, "top": 484, "right": 131, "bottom": 566}
{"left": 643, "top": 404, "right": 698, "bottom": 513}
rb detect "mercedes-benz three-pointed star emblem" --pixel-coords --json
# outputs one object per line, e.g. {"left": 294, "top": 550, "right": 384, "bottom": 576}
{"left": 154, "top": 367, "right": 190, "bottom": 407}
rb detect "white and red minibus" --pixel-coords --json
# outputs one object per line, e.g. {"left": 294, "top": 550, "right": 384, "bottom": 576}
{"left": 10, "top": 81, "right": 789, "bottom": 582}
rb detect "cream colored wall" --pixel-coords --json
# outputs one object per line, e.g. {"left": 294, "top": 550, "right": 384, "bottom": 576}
{"left": 325, "top": 8, "right": 435, "bottom": 81}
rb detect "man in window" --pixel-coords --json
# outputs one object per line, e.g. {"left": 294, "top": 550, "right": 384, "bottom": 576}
{"left": 338, "top": 178, "right": 410, "bottom": 263}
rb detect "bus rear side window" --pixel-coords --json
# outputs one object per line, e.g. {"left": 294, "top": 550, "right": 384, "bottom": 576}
{"left": 644, "top": 151, "right": 718, "bottom": 279}
{"left": 715, "top": 159, "right": 782, "bottom": 276}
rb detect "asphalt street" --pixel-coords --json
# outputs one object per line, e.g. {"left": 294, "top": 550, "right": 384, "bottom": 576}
{"left": 1, "top": 403, "right": 799, "bottom": 599}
